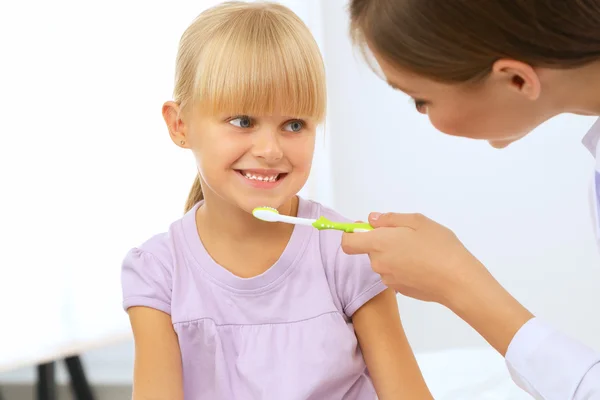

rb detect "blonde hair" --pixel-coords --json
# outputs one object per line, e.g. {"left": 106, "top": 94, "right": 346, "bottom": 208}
{"left": 173, "top": 1, "right": 327, "bottom": 213}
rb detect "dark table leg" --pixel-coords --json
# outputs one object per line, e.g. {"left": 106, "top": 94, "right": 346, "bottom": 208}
{"left": 37, "top": 362, "right": 57, "bottom": 400}
{"left": 64, "top": 355, "right": 95, "bottom": 400}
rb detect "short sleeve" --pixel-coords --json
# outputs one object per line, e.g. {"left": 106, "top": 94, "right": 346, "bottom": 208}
{"left": 121, "top": 247, "right": 173, "bottom": 315}
{"left": 333, "top": 246, "right": 387, "bottom": 318}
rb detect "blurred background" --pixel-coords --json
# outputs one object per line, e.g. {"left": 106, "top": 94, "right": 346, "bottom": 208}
{"left": 1, "top": 0, "right": 599, "bottom": 398}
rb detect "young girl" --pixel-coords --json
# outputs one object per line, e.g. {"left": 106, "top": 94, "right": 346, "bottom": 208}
{"left": 121, "top": 2, "right": 432, "bottom": 399}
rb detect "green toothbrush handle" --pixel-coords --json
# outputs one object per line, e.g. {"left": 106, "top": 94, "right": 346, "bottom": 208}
{"left": 311, "top": 216, "right": 373, "bottom": 233}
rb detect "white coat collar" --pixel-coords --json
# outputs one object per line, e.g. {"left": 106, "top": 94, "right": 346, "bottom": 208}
{"left": 581, "top": 118, "right": 600, "bottom": 156}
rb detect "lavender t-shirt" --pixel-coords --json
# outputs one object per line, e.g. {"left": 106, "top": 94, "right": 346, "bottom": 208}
{"left": 121, "top": 197, "right": 386, "bottom": 399}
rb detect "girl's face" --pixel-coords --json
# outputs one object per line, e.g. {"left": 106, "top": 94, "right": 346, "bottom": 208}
{"left": 371, "top": 50, "right": 557, "bottom": 148}
{"left": 166, "top": 105, "right": 316, "bottom": 213}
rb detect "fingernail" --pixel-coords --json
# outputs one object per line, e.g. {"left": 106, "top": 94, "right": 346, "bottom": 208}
{"left": 370, "top": 212, "right": 381, "bottom": 220}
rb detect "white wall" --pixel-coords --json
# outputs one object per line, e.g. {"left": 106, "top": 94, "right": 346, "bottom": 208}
{"left": 321, "top": 0, "right": 600, "bottom": 352}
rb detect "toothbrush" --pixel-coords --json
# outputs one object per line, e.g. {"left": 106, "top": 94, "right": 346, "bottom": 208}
{"left": 252, "top": 207, "right": 373, "bottom": 233}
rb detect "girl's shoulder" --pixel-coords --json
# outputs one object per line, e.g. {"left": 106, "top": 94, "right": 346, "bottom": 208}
{"left": 124, "top": 204, "right": 199, "bottom": 272}
{"left": 298, "top": 196, "right": 354, "bottom": 224}
{"left": 298, "top": 195, "right": 366, "bottom": 268}
{"left": 298, "top": 196, "right": 385, "bottom": 318}
{"left": 120, "top": 214, "right": 191, "bottom": 315}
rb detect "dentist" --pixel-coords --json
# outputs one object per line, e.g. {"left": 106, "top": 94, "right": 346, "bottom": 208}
{"left": 342, "top": 1, "right": 600, "bottom": 399}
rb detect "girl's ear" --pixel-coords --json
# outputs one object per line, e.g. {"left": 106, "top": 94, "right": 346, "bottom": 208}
{"left": 162, "top": 101, "right": 189, "bottom": 148}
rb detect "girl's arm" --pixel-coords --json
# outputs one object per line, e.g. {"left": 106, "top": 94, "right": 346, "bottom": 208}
{"left": 128, "top": 306, "right": 184, "bottom": 400}
{"left": 352, "top": 288, "right": 434, "bottom": 399}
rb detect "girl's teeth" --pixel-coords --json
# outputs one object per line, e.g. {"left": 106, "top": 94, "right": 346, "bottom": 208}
{"left": 243, "top": 172, "right": 279, "bottom": 182}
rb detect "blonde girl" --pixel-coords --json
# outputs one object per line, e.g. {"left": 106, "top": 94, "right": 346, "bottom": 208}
{"left": 121, "top": 2, "right": 432, "bottom": 399}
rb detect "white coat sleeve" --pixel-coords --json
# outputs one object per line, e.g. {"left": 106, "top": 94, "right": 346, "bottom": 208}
{"left": 505, "top": 317, "right": 600, "bottom": 399}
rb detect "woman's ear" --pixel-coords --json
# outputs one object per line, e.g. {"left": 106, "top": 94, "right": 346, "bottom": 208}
{"left": 492, "top": 59, "right": 541, "bottom": 101}
{"left": 162, "top": 101, "right": 189, "bottom": 148}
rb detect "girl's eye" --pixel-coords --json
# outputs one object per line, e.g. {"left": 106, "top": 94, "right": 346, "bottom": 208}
{"left": 229, "top": 116, "right": 253, "bottom": 128}
{"left": 283, "top": 120, "right": 304, "bottom": 132}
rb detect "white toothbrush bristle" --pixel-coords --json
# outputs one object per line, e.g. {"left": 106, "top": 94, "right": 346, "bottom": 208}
{"left": 252, "top": 207, "right": 281, "bottom": 222}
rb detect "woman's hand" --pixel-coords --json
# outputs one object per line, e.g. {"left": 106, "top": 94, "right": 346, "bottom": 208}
{"left": 343, "top": 212, "right": 481, "bottom": 304}
{"left": 342, "top": 212, "right": 534, "bottom": 356}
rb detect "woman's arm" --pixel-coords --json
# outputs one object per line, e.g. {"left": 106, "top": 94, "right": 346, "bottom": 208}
{"left": 341, "top": 212, "right": 533, "bottom": 356}
{"left": 128, "top": 306, "right": 184, "bottom": 400}
{"left": 352, "top": 288, "right": 433, "bottom": 400}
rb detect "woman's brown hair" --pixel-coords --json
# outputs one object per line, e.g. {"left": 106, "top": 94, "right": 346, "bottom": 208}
{"left": 350, "top": 0, "right": 600, "bottom": 82}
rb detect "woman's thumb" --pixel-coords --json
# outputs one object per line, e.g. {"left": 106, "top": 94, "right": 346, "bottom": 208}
{"left": 369, "top": 212, "right": 422, "bottom": 229}
{"left": 368, "top": 212, "right": 385, "bottom": 227}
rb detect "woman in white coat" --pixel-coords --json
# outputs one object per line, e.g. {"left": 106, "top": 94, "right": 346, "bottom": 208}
{"left": 342, "top": 1, "right": 600, "bottom": 399}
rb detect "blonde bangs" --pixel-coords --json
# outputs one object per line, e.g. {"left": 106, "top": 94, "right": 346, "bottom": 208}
{"left": 189, "top": 4, "right": 326, "bottom": 121}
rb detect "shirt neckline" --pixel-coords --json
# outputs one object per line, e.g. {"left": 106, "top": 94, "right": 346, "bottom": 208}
{"left": 181, "top": 196, "right": 315, "bottom": 293}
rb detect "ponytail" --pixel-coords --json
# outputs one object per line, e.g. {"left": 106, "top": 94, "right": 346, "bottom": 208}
{"left": 184, "top": 175, "right": 204, "bottom": 213}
